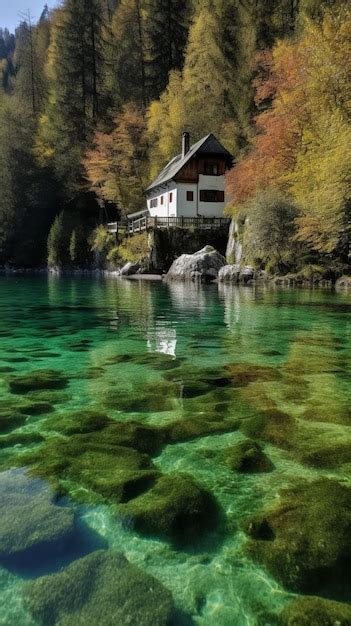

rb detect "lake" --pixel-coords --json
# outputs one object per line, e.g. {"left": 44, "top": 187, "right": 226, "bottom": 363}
{"left": 0, "top": 276, "right": 350, "bottom": 625}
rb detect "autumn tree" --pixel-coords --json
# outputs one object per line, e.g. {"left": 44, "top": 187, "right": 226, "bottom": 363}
{"left": 84, "top": 104, "right": 148, "bottom": 214}
{"left": 227, "top": 7, "right": 351, "bottom": 257}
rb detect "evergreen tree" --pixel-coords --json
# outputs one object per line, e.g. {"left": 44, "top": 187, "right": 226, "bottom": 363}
{"left": 37, "top": 0, "right": 106, "bottom": 191}
{"left": 144, "top": 0, "right": 190, "bottom": 99}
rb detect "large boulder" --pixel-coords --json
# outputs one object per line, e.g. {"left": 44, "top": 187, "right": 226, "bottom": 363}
{"left": 279, "top": 595, "right": 351, "bottom": 626}
{"left": 166, "top": 246, "right": 226, "bottom": 281}
{"left": 23, "top": 550, "right": 175, "bottom": 626}
{"left": 0, "top": 468, "right": 75, "bottom": 564}
{"left": 245, "top": 478, "right": 351, "bottom": 591}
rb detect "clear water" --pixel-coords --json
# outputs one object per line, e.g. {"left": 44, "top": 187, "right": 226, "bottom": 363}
{"left": 0, "top": 276, "right": 350, "bottom": 625}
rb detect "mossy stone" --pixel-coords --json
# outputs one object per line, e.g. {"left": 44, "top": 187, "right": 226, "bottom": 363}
{"left": 0, "top": 431, "right": 45, "bottom": 450}
{"left": 163, "top": 364, "right": 232, "bottom": 398}
{"left": 0, "top": 411, "right": 27, "bottom": 434}
{"left": 44, "top": 411, "right": 111, "bottom": 435}
{"left": 0, "top": 468, "right": 75, "bottom": 563}
{"left": 279, "top": 595, "right": 351, "bottom": 626}
{"left": 18, "top": 402, "right": 54, "bottom": 416}
{"left": 9, "top": 369, "right": 68, "bottom": 394}
{"left": 164, "top": 416, "right": 239, "bottom": 442}
{"left": 105, "top": 381, "right": 180, "bottom": 413}
{"left": 240, "top": 410, "right": 296, "bottom": 449}
{"left": 224, "top": 363, "right": 280, "bottom": 386}
{"left": 119, "top": 473, "right": 218, "bottom": 543}
{"left": 222, "top": 439, "right": 274, "bottom": 473}
{"left": 23, "top": 550, "right": 175, "bottom": 626}
{"left": 19, "top": 432, "right": 161, "bottom": 504}
{"left": 245, "top": 479, "right": 351, "bottom": 591}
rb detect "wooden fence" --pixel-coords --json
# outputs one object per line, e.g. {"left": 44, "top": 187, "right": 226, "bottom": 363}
{"left": 107, "top": 216, "right": 231, "bottom": 235}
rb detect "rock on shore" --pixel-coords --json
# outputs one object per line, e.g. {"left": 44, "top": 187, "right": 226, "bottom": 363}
{"left": 218, "top": 264, "right": 256, "bottom": 283}
{"left": 166, "top": 246, "right": 226, "bottom": 281}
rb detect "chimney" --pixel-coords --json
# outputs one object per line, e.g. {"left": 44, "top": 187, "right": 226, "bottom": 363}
{"left": 182, "top": 132, "right": 190, "bottom": 158}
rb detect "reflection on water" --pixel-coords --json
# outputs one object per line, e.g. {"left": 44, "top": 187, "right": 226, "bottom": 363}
{"left": 0, "top": 276, "right": 350, "bottom": 625}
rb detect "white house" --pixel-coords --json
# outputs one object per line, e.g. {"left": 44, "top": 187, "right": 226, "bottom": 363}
{"left": 144, "top": 133, "right": 233, "bottom": 219}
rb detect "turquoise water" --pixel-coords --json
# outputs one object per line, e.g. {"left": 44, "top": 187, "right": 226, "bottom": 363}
{"left": 0, "top": 276, "right": 350, "bottom": 625}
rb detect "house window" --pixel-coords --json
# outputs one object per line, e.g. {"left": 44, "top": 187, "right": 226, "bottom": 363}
{"left": 186, "top": 191, "right": 194, "bottom": 201}
{"left": 150, "top": 197, "right": 158, "bottom": 208}
{"left": 204, "top": 163, "right": 219, "bottom": 175}
{"left": 161, "top": 195, "right": 164, "bottom": 205}
{"left": 200, "top": 190, "right": 225, "bottom": 202}
{"left": 169, "top": 192, "right": 173, "bottom": 202}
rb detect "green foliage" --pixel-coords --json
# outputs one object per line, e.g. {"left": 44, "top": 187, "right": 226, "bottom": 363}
{"left": 243, "top": 190, "right": 300, "bottom": 272}
{"left": 106, "top": 233, "right": 149, "bottom": 267}
{"left": 90, "top": 225, "right": 115, "bottom": 255}
{"left": 47, "top": 210, "right": 95, "bottom": 267}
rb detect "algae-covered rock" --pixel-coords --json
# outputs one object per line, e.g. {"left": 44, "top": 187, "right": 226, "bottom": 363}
{"left": 222, "top": 439, "right": 274, "bottom": 473}
{"left": 224, "top": 363, "right": 280, "bottom": 387}
{"left": 9, "top": 369, "right": 68, "bottom": 394}
{"left": 23, "top": 550, "right": 175, "bottom": 626}
{"left": 119, "top": 473, "right": 218, "bottom": 543}
{"left": 105, "top": 380, "right": 180, "bottom": 413}
{"left": 18, "top": 402, "right": 54, "bottom": 416}
{"left": 245, "top": 479, "right": 351, "bottom": 591}
{"left": 165, "top": 416, "right": 239, "bottom": 442}
{"left": 20, "top": 434, "right": 160, "bottom": 504}
{"left": 44, "top": 411, "right": 111, "bottom": 435}
{"left": 0, "top": 431, "right": 45, "bottom": 450}
{"left": 279, "top": 595, "right": 351, "bottom": 625}
{"left": 240, "top": 409, "right": 296, "bottom": 449}
{"left": 0, "top": 411, "right": 27, "bottom": 434}
{"left": 0, "top": 468, "right": 75, "bottom": 563}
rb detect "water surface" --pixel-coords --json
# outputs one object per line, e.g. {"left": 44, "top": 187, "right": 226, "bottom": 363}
{"left": 0, "top": 276, "right": 350, "bottom": 625}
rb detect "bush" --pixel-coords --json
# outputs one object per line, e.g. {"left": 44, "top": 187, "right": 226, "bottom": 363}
{"left": 243, "top": 190, "right": 301, "bottom": 272}
{"left": 90, "top": 225, "right": 115, "bottom": 255}
{"left": 106, "top": 234, "right": 149, "bottom": 268}
{"left": 47, "top": 210, "right": 94, "bottom": 268}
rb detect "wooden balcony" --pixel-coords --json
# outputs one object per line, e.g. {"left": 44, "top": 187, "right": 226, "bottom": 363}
{"left": 107, "top": 216, "right": 231, "bottom": 235}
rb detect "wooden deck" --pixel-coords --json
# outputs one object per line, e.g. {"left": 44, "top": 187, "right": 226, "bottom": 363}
{"left": 107, "top": 216, "right": 231, "bottom": 235}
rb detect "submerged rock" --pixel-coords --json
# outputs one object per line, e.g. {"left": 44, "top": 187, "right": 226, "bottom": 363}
{"left": 279, "top": 595, "right": 351, "bottom": 626}
{"left": 166, "top": 246, "right": 226, "bottom": 282}
{"left": 0, "top": 468, "right": 75, "bottom": 563}
{"left": 20, "top": 433, "right": 160, "bottom": 504}
{"left": 245, "top": 478, "right": 351, "bottom": 591}
{"left": 119, "top": 473, "right": 218, "bottom": 543}
{"left": 0, "top": 411, "right": 27, "bottom": 434}
{"left": 18, "top": 401, "right": 54, "bottom": 416}
{"left": 23, "top": 549, "right": 175, "bottom": 626}
{"left": 222, "top": 439, "right": 274, "bottom": 473}
{"left": 9, "top": 369, "right": 68, "bottom": 394}
{"left": 165, "top": 416, "right": 239, "bottom": 442}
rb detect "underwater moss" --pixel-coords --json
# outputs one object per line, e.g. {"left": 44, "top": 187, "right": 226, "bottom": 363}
{"left": 44, "top": 411, "right": 111, "bottom": 435}
{"left": 0, "top": 431, "right": 45, "bottom": 450}
{"left": 221, "top": 439, "right": 274, "bottom": 473}
{"left": 279, "top": 595, "right": 351, "bottom": 626}
{"left": 165, "top": 416, "right": 239, "bottom": 442}
{"left": 9, "top": 369, "right": 68, "bottom": 394}
{"left": 119, "top": 473, "right": 218, "bottom": 543}
{"left": 18, "top": 402, "right": 54, "bottom": 416}
{"left": 0, "top": 411, "right": 27, "bottom": 434}
{"left": 23, "top": 550, "right": 175, "bottom": 626}
{"left": 105, "top": 380, "right": 180, "bottom": 413}
{"left": 245, "top": 478, "right": 351, "bottom": 592}
{"left": 224, "top": 363, "right": 280, "bottom": 386}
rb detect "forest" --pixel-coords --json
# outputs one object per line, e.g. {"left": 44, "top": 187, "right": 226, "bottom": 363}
{"left": 0, "top": 0, "right": 350, "bottom": 271}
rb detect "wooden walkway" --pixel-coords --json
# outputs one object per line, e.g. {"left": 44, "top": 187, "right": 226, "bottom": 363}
{"left": 107, "top": 216, "right": 231, "bottom": 235}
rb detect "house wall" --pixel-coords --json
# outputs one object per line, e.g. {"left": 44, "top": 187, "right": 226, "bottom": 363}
{"left": 147, "top": 183, "right": 177, "bottom": 218}
{"left": 146, "top": 175, "right": 227, "bottom": 219}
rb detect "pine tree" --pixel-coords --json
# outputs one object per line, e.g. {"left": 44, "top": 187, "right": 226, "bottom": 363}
{"left": 144, "top": 0, "right": 190, "bottom": 99}
{"left": 37, "top": 0, "right": 106, "bottom": 191}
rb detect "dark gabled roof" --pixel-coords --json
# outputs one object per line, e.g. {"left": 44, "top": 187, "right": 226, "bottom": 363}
{"left": 145, "top": 133, "right": 233, "bottom": 193}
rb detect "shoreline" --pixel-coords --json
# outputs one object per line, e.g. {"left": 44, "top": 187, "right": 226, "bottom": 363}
{"left": 0, "top": 266, "right": 350, "bottom": 290}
